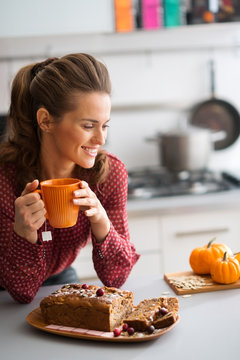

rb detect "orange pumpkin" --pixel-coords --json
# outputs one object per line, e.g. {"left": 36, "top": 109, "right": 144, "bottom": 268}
{"left": 210, "top": 251, "right": 240, "bottom": 284}
{"left": 189, "top": 238, "right": 232, "bottom": 275}
{"left": 234, "top": 252, "right": 240, "bottom": 265}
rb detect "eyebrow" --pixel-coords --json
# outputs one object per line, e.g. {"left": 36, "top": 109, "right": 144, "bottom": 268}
{"left": 80, "top": 119, "right": 110, "bottom": 123}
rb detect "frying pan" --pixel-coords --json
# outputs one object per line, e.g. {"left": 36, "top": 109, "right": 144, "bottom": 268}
{"left": 189, "top": 60, "right": 240, "bottom": 150}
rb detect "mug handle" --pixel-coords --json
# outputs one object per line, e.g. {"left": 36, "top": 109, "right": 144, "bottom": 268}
{"left": 33, "top": 189, "right": 41, "bottom": 195}
{"left": 33, "top": 189, "right": 49, "bottom": 219}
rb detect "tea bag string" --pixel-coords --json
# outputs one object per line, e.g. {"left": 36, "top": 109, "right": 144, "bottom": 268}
{"left": 42, "top": 219, "right": 52, "bottom": 241}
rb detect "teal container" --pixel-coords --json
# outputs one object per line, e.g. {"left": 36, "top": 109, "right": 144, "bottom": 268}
{"left": 163, "top": 0, "right": 181, "bottom": 27}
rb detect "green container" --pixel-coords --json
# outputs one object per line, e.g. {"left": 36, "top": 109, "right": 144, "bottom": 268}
{"left": 163, "top": 0, "right": 181, "bottom": 27}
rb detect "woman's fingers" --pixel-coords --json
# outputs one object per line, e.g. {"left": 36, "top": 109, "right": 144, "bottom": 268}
{"left": 21, "top": 179, "right": 39, "bottom": 196}
{"left": 73, "top": 197, "right": 96, "bottom": 207}
{"left": 14, "top": 179, "right": 46, "bottom": 243}
{"left": 73, "top": 181, "right": 103, "bottom": 221}
{"left": 84, "top": 207, "right": 98, "bottom": 216}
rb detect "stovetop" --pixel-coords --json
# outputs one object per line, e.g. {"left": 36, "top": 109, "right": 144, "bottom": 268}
{"left": 127, "top": 167, "right": 240, "bottom": 200}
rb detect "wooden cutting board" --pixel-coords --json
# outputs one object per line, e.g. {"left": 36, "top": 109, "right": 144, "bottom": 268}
{"left": 164, "top": 271, "right": 240, "bottom": 295}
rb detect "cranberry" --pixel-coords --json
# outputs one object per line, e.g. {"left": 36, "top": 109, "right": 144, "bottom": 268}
{"left": 160, "top": 307, "right": 168, "bottom": 315}
{"left": 122, "top": 323, "right": 129, "bottom": 331}
{"left": 82, "top": 284, "right": 88, "bottom": 289}
{"left": 127, "top": 327, "right": 135, "bottom": 335}
{"left": 146, "top": 325, "right": 155, "bottom": 334}
{"left": 96, "top": 288, "right": 104, "bottom": 296}
{"left": 113, "top": 328, "right": 122, "bottom": 337}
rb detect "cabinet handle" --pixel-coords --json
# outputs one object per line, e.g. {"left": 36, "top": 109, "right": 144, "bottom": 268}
{"left": 175, "top": 228, "right": 229, "bottom": 238}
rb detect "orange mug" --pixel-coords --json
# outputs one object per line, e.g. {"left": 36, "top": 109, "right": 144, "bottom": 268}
{"left": 34, "top": 178, "right": 81, "bottom": 228}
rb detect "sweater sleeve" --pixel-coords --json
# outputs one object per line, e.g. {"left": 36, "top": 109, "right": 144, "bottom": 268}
{"left": 0, "top": 202, "right": 47, "bottom": 303}
{"left": 91, "top": 155, "right": 140, "bottom": 288}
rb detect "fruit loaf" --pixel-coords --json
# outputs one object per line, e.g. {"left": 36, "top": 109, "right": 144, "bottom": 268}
{"left": 40, "top": 284, "right": 134, "bottom": 332}
{"left": 124, "top": 297, "right": 179, "bottom": 331}
{"left": 153, "top": 297, "right": 179, "bottom": 329}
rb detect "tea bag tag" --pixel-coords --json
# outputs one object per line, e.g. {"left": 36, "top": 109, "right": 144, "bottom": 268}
{"left": 42, "top": 231, "right": 52, "bottom": 241}
{"left": 42, "top": 221, "right": 52, "bottom": 241}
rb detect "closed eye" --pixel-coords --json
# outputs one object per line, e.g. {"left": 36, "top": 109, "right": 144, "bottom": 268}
{"left": 80, "top": 119, "right": 110, "bottom": 130}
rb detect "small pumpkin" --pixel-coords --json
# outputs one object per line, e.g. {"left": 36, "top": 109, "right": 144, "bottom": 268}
{"left": 189, "top": 238, "right": 232, "bottom": 275}
{"left": 210, "top": 251, "right": 240, "bottom": 284}
{"left": 234, "top": 252, "right": 240, "bottom": 265}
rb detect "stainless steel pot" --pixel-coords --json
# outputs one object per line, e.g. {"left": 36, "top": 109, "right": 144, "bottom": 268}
{"left": 146, "top": 126, "right": 224, "bottom": 172}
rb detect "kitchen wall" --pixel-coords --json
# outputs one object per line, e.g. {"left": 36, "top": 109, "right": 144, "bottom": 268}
{"left": 104, "top": 46, "right": 240, "bottom": 172}
{"left": 1, "top": 13, "right": 240, "bottom": 173}
{"left": 0, "top": 0, "right": 114, "bottom": 37}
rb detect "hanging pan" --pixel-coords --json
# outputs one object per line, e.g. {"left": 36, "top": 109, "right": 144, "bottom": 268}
{"left": 189, "top": 60, "right": 240, "bottom": 150}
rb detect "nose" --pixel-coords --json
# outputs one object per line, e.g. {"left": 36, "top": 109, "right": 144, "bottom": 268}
{"left": 93, "top": 128, "right": 106, "bottom": 146}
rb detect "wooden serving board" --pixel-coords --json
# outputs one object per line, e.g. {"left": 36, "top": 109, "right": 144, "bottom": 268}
{"left": 164, "top": 271, "right": 240, "bottom": 295}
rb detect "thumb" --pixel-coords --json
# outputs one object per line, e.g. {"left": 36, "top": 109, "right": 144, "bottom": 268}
{"left": 21, "top": 179, "right": 39, "bottom": 196}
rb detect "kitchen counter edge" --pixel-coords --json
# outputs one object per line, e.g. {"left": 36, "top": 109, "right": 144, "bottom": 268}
{"left": 127, "top": 189, "right": 240, "bottom": 215}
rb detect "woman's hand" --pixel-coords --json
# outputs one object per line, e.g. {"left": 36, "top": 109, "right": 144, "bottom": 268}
{"left": 73, "top": 181, "right": 110, "bottom": 242}
{"left": 14, "top": 180, "right": 47, "bottom": 244}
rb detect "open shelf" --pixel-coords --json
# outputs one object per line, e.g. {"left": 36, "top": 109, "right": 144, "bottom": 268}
{"left": 1, "top": 22, "right": 240, "bottom": 61}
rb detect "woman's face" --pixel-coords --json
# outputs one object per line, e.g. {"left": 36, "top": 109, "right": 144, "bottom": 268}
{"left": 46, "top": 92, "right": 111, "bottom": 169}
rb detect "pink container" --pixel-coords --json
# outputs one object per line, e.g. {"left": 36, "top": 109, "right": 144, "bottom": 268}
{"left": 142, "top": 0, "right": 162, "bottom": 29}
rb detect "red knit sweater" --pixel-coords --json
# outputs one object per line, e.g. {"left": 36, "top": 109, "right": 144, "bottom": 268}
{"left": 0, "top": 153, "right": 140, "bottom": 303}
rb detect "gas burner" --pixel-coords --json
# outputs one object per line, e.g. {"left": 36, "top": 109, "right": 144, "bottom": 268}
{"left": 188, "top": 182, "right": 207, "bottom": 194}
{"left": 127, "top": 167, "right": 238, "bottom": 200}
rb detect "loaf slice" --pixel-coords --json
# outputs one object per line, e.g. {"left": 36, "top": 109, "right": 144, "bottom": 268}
{"left": 124, "top": 297, "right": 179, "bottom": 331}
{"left": 40, "top": 284, "right": 134, "bottom": 332}
{"left": 153, "top": 297, "right": 179, "bottom": 329}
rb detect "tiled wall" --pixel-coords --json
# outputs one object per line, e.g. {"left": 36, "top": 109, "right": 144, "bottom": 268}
{"left": 1, "top": 32, "right": 240, "bottom": 173}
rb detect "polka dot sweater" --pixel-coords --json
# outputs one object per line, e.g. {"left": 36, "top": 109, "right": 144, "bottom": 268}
{"left": 0, "top": 153, "right": 140, "bottom": 303}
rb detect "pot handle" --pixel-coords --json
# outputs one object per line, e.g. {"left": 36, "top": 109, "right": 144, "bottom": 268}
{"left": 210, "top": 59, "right": 216, "bottom": 98}
{"left": 145, "top": 132, "right": 163, "bottom": 142}
{"left": 145, "top": 137, "right": 158, "bottom": 142}
{"left": 211, "top": 130, "right": 226, "bottom": 142}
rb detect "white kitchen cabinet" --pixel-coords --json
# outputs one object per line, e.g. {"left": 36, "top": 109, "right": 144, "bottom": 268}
{"left": 127, "top": 204, "right": 240, "bottom": 276}
{"left": 71, "top": 243, "right": 96, "bottom": 280}
{"left": 161, "top": 209, "right": 240, "bottom": 273}
{"left": 72, "top": 207, "right": 240, "bottom": 279}
{"left": 72, "top": 214, "right": 163, "bottom": 280}
{"left": 128, "top": 215, "right": 163, "bottom": 276}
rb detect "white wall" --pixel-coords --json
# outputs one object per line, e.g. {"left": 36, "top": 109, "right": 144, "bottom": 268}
{"left": 0, "top": 0, "right": 114, "bottom": 37}
{"left": 103, "top": 47, "right": 240, "bottom": 172}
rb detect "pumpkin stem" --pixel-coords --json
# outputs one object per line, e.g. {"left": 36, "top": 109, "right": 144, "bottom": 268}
{"left": 223, "top": 251, "right": 228, "bottom": 262}
{"left": 207, "top": 237, "right": 216, "bottom": 248}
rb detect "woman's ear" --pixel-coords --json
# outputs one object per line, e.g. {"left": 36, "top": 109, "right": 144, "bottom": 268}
{"left": 36, "top": 108, "right": 53, "bottom": 132}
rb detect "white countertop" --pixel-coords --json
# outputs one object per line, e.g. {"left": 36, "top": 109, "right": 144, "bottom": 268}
{"left": 127, "top": 189, "right": 240, "bottom": 215}
{"left": 0, "top": 275, "right": 240, "bottom": 360}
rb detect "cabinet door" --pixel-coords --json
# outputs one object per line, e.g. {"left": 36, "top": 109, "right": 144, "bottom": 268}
{"left": 128, "top": 215, "right": 163, "bottom": 276}
{"left": 71, "top": 243, "right": 96, "bottom": 280}
{"left": 72, "top": 215, "right": 163, "bottom": 279}
{"left": 161, "top": 209, "right": 240, "bottom": 273}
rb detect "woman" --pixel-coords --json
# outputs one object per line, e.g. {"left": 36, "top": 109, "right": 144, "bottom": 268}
{"left": 0, "top": 53, "right": 139, "bottom": 303}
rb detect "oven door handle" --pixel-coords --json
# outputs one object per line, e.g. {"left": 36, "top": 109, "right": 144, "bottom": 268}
{"left": 175, "top": 227, "right": 229, "bottom": 238}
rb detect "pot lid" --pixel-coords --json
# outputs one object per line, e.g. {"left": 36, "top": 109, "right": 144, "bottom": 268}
{"left": 162, "top": 125, "right": 210, "bottom": 136}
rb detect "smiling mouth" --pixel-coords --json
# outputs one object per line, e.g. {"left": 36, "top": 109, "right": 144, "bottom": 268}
{"left": 81, "top": 146, "right": 98, "bottom": 156}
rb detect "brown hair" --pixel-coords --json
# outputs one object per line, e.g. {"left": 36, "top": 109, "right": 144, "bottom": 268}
{"left": 0, "top": 53, "right": 111, "bottom": 193}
